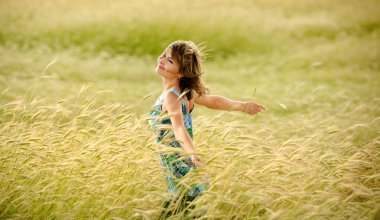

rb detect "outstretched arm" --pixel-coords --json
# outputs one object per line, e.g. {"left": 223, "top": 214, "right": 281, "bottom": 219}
{"left": 194, "top": 93, "right": 265, "bottom": 115}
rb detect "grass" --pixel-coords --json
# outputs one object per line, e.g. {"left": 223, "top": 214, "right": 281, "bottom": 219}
{"left": 0, "top": 0, "right": 380, "bottom": 219}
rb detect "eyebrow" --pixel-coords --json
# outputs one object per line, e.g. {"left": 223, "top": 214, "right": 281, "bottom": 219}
{"left": 164, "top": 51, "right": 174, "bottom": 61}
{"left": 167, "top": 56, "right": 174, "bottom": 62}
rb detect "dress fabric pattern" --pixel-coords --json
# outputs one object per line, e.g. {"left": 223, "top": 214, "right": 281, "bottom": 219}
{"left": 149, "top": 89, "right": 209, "bottom": 197}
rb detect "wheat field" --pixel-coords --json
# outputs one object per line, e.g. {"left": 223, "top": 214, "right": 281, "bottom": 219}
{"left": 0, "top": 0, "right": 379, "bottom": 219}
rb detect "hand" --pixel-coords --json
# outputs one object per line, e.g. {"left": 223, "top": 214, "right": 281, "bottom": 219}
{"left": 191, "top": 155, "right": 203, "bottom": 168}
{"left": 243, "top": 102, "right": 266, "bottom": 115}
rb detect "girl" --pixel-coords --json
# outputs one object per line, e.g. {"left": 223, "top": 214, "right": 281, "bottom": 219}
{"left": 149, "top": 40, "right": 265, "bottom": 219}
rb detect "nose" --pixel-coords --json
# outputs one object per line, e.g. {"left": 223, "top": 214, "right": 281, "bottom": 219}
{"left": 158, "top": 57, "right": 165, "bottom": 65}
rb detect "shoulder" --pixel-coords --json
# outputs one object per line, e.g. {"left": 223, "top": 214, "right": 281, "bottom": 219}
{"left": 163, "top": 91, "right": 182, "bottom": 113}
{"left": 193, "top": 91, "right": 203, "bottom": 102}
{"left": 165, "top": 91, "right": 180, "bottom": 103}
{"left": 194, "top": 91, "right": 213, "bottom": 106}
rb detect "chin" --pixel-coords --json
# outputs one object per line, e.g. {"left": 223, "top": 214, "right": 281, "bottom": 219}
{"left": 155, "top": 66, "right": 165, "bottom": 75}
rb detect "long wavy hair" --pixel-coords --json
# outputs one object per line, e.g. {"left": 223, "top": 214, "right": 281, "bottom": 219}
{"left": 163, "top": 40, "right": 209, "bottom": 100}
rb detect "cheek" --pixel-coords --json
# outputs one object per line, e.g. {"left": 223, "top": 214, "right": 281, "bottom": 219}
{"left": 167, "top": 65, "right": 179, "bottom": 74}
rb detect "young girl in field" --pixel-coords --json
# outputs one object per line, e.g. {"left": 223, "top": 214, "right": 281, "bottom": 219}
{"left": 149, "top": 40, "right": 265, "bottom": 219}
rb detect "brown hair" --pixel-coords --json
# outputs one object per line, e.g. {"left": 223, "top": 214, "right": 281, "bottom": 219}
{"left": 164, "top": 40, "right": 209, "bottom": 100}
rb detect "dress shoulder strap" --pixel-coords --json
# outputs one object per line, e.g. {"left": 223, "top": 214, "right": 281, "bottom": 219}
{"left": 168, "top": 88, "right": 181, "bottom": 97}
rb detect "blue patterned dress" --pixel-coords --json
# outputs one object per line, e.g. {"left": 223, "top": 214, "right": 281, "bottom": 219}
{"left": 149, "top": 89, "right": 209, "bottom": 197}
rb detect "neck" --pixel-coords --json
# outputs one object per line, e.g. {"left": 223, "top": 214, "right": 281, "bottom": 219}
{"left": 162, "top": 77, "right": 180, "bottom": 92}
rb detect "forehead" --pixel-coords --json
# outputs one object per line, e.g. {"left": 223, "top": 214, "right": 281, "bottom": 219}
{"left": 165, "top": 48, "right": 172, "bottom": 56}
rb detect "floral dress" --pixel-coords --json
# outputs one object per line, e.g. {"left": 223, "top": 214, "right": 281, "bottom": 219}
{"left": 149, "top": 89, "right": 209, "bottom": 197}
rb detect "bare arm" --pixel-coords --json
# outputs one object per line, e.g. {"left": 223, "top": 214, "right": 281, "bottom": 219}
{"left": 164, "top": 93, "right": 202, "bottom": 164}
{"left": 194, "top": 93, "right": 265, "bottom": 115}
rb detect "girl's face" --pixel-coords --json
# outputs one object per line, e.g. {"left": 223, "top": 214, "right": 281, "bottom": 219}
{"left": 155, "top": 49, "right": 180, "bottom": 79}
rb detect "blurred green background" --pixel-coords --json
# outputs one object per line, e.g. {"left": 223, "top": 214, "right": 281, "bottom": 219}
{"left": 0, "top": 0, "right": 379, "bottom": 219}
{"left": 1, "top": 0, "right": 379, "bottom": 119}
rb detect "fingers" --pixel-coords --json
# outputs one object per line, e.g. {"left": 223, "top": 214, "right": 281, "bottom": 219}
{"left": 257, "top": 105, "right": 266, "bottom": 112}
{"left": 195, "top": 157, "right": 202, "bottom": 163}
{"left": 258, "top": 104, "right": 266, "bottom": 111}
{"left": 191, "top": 155, "right": 204, "bottom": 168}
{"left": 194, "top": 160, "right": 204, "bottom": 169}
{"left": 247, "top": 102, "right": 266, "bottom": 115}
